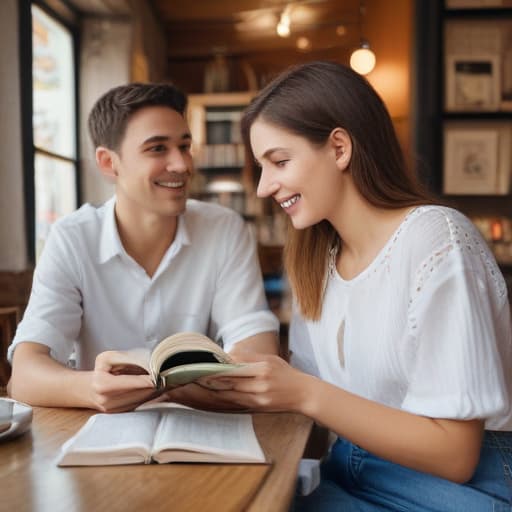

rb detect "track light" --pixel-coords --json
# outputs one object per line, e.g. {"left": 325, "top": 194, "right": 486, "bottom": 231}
{"left": 276, "top": 6, "right": 291, "bottom": 38}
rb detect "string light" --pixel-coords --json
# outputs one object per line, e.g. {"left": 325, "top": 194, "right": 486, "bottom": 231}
{"left": 350, "top": 1, "right": 376, "bottom": 75}
{"left": 350, "top": 41, "right": 376, "bottom": 75}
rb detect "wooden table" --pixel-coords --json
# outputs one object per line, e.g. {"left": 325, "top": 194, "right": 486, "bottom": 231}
{"left": 0, "top": 407, "right": 313, "bottom": 512}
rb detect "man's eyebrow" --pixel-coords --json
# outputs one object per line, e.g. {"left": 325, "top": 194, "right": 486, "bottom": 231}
{"left": 141, "top": 133, "right": 192, "bottom": 145}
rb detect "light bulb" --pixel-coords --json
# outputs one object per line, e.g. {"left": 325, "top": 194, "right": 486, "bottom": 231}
{"left": 277, "top": 21, "right": 290, "bottom": 37}
{"left": 277, "top": 7, "right": 291, "bottom": 38}
{"left": 350, "top": 44, "right": 376, "bottom": 75}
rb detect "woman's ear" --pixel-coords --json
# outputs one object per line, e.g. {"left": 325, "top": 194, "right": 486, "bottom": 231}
{"left": 96, "top": 147, "right": 118, "bottom": 183}
{"left": 329, "top": 127, "right": 352, "bottom": 171}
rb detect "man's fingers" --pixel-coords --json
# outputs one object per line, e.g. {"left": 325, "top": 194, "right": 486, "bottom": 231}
{"left": 93, "top": 372, "right": 155, "bottom": 395}
{"left": 94, "top": 388, "right": 159, "bottom": 412}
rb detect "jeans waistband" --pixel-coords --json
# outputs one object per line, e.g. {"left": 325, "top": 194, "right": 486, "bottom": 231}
{"left": 483, "top": 430, "right": 512, "bottom": 450}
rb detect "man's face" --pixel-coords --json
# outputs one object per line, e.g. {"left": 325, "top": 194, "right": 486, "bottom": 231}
{"left": 110, "top": 106, "right": 194, "bottom": 220}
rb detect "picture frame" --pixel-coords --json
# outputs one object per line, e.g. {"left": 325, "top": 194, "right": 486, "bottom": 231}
{"left": 443, "top": 127, "right": 502, "bottom": 195}
{"left": 445, "top": 54, "right": 501, "bottom": 111}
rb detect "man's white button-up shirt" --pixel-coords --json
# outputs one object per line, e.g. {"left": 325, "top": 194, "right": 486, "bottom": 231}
{"left": 9, "top": 197, "right": 278, "bottom": 369}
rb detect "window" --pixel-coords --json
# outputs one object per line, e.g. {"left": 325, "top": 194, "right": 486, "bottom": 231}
{"left": 31, "top": 4, "right": 78, "bottom": 259}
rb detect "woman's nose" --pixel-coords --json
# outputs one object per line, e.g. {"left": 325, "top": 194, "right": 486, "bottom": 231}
{"left": 256, "top": 169, "right": 280, "bottom": 198}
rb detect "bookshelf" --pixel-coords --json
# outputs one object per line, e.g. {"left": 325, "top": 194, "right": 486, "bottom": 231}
{"left": 416, "top": 1, "right": 512, "bottom": 275}
{"left": 187, "top": 92, "right": 288, "bottom": 321}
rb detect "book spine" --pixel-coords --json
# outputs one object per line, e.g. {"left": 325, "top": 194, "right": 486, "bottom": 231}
{"left": 156, "top": 375, "right": 165, "bottom": 390}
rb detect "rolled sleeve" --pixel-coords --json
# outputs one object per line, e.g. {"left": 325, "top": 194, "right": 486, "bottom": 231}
{"left": 8, "top": 224, "right": 82, "bottom": 365}
{"left": 219, "top": 310, "right": 279, "bottom": 352}
{"left": 210, "top": 212, "right": 279, "bottom": 349}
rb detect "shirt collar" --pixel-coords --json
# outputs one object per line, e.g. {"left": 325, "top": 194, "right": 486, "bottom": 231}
{"left": 98, "top": 196, "right": 192, "bottom": 265}
{"left": 98, "top": 196, "right": 123, "bottom": 264}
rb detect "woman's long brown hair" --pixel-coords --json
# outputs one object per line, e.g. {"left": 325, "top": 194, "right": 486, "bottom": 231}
{"left": 242, "top": 61, "right": 434, "bottom": 320}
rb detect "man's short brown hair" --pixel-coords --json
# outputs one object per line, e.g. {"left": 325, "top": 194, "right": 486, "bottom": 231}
{"left": 88, "top": 82, "right": 187, "bottom": 151}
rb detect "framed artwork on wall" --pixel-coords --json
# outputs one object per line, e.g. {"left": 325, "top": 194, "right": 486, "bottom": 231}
{"left": 445, "top": 54, "right": 501, "bottom": 111}
{"left": 443, "top": 127, "right": 502, "bottom": 194}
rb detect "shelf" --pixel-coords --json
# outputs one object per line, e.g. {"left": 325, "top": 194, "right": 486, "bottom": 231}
{"left": 443, "top": 111, "right": 512, "bottom": 120}
{"left": 444, "top": 7, "right": 512, "bottom": 19}
{"left": 442, "top": 195, "right": 512, "bottom": 216}
{"left": 196, "top": 166, "right": 243, "bottom": 175}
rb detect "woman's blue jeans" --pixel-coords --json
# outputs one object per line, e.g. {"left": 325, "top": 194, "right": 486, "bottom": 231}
{"left": 292, "top": 431, "right": 512, "bottom": 511}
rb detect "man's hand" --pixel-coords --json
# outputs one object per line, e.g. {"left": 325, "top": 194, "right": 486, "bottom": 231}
{"left": 153, "top": 382, "right": 249, "bottom": 411}
{"left": 89, "top": 351, "right": 159, "bottom": 413}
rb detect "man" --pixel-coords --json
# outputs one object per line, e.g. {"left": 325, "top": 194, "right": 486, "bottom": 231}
{"left": 8, "top": 83, "right": 279, "bottom": 412}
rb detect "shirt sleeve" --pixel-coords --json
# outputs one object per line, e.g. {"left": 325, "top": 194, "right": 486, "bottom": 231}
{"left": 209, "top": 212, "right": 279, "bottom": 352}
{"left": 401, "top": 244, "right": 511, "bottom": 422}
{"left": 8, "top": 223, "right": 83, "bottom": 365}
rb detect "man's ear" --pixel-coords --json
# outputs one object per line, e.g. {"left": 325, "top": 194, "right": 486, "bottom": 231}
{"left": 96, "top": 146, "right": 118, "bottom": 182}
{"left": 329, "top": 127, "right": 352, "bottom": 171}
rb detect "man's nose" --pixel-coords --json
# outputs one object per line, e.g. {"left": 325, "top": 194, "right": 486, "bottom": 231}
{"left": 166, "top": 148, "right": 189, "bottom": 173}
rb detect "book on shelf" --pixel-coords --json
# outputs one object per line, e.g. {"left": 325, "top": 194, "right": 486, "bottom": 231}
{"left": 109, "top": 331, "right": 247, "bottom": 390}
{"left": 56, "top": 405, "right": 267, "bottom": 466}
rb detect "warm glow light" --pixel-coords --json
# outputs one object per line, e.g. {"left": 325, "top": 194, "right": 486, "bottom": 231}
{"left": 277, "top": 7, "right": 291, "bottom": 38}
{"left": 277, "top": 21, "right": 290, "bottom": 37}
{"left": 336, "top": 24, "right": 346, "bottom": 36}
{"left": 296, "top": 36, "right": 311, "bottom": 51}
{"left": 350, "top": 44, "right": 376, "bottom": 75}
{"left": 206, "top": 179, "right": 244, "bottom": 193}
{"left": 491, "top": 219, "right": 504, "bottom": 241}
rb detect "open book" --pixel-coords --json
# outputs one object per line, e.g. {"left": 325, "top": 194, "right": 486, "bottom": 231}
{"left": 57, "top": 406, "right": 266, "bottom": 466}
{"left": 112, "top": 331, "right": 244, "bottom": 389}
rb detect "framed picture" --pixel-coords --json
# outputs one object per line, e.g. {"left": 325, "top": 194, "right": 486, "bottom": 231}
{"left": 443, "top": 128, "right": 500, "bottom": 194}
{"left": 445, "top": 54, "right": 501, "bottom": 111}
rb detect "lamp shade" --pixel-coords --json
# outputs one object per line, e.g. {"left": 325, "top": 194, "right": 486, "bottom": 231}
{"left": 350, "top": 45, "right": 376, "bottom": 75}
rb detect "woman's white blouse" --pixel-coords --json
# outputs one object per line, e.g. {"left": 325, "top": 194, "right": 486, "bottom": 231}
{"left": 292, "top": 206, "right": 512, "bottom": 430}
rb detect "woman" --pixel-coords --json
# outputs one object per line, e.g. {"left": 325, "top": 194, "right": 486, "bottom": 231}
{"left": 209, "top": 61, "right": 512, "bottom": 511}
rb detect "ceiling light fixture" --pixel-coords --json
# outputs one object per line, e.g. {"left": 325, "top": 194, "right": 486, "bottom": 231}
{"left": 350, "top": 41, "right": 376, "bottom": 75}
{"left": 350, "top": 2, "right": 376, "bottom": 75}
{"left": 276, "top": 5, "right": 292, "bottom": 38}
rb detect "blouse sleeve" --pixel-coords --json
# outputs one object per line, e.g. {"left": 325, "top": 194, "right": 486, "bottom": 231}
{"left": 401, "top": 240, "right": 511, "bottom": 422}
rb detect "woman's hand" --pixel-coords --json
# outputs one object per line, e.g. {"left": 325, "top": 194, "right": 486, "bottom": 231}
{"left": 202, "top": 352, "right": 314, "bottom": 413}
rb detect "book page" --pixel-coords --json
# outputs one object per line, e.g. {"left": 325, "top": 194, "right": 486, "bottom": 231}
{"left": 57, "top": 411, "right": 160, "bottom": 466}
{"left": 152, "top": 408, "right": 265, "bottom": 463}
{"left": 104, "top": 347, "right": 151, "bottom": 375}
{"left": 150, "top": 332, "right": 233, "bottom": 378}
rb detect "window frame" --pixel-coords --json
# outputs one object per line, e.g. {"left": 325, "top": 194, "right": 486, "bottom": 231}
{"left": 19, "top": 0, "right": 81, "bottom": 264}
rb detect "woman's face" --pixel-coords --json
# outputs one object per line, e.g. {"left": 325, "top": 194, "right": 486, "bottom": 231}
{"left": 250, "top": 118, "right": 349, "bottom": 230}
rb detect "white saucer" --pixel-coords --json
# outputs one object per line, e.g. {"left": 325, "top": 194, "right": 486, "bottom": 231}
{"left": 0, "top": 397, "right": 33, "bottom": 441}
